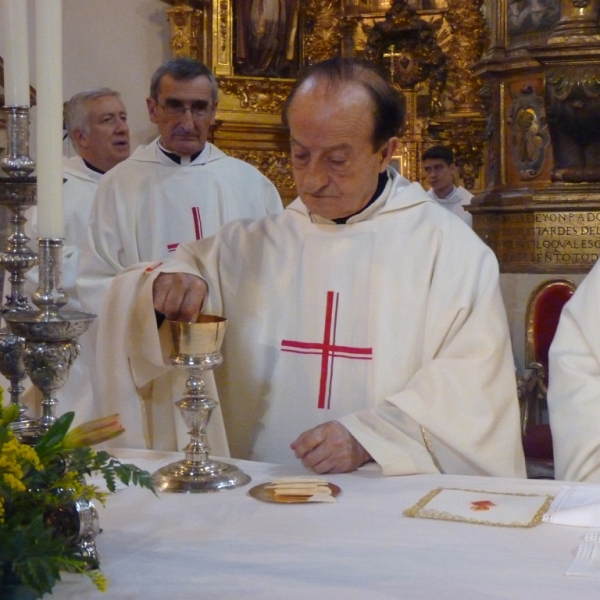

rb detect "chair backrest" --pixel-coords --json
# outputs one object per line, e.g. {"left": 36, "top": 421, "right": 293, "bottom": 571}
{"left": 524, "top": 278, "right": 576, "bottom": 389}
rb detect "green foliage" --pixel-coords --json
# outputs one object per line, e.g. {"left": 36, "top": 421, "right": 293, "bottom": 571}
{"left": 0, "top": 403, "right": 156, "bottom": 598}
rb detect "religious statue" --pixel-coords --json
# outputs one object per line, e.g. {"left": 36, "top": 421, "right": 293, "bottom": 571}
{"left": 235, "top": 0, "right": 300, "bottom": 78}
{"left": 507, "top": 0, "right": 560, "bottom": 36}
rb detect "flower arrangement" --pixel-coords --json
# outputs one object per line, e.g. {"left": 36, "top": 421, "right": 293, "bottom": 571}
{"left": 0, "top": 395, "right": 156, "bottom": 598}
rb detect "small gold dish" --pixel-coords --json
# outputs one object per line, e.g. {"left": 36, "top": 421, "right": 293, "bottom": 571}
{"left": 248, "top": 482, "right": 341, "bottom": 504}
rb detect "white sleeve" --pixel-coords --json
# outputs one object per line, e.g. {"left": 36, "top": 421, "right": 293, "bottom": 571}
{"left": 549, "top": 264, "right": 600, "bottom": 482}
{"left": 76, "top": 174, "right": 132, "bottom": 317}
{"left": 340, "top": 244, "right": 525, "bottom": 478}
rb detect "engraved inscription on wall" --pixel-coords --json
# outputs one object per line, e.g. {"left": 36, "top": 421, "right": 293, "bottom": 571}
{"left": 476, "top": 211, "right": 600, "bottom": 273}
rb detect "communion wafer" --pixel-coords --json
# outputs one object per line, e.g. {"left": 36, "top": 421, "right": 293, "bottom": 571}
{"left": 272, "top": 486, "right": 333, "bottom": 497}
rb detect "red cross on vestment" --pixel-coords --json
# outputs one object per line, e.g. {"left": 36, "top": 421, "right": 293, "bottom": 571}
{"left": 280, "top": 291, "right": 373, "bottom": 409}
{"left": 167, "top": 206, "right": 204, "bottom": 252}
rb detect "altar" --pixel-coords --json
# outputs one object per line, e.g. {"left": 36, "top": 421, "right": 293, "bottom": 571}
{"left": 52, "top": 449, "right": 600, "bottom": 599}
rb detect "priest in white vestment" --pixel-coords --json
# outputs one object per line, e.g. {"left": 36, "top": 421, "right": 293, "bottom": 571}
{"left": 97, "top": 58, "right": 525, "bottom": 477}
{"left": 548, "top": 262, "right": 600, "bottom": 482}
{"left": 77, "top": 58, "right": 282, "bottom": 320}
{"left": 422, "top": 145, "right": 473, "bottom": 227}
{"left": 76, "top": 59, "right": 281, "bottom": 452}
{"left": 23, "top": 89, "right": 130, "bottom": 424}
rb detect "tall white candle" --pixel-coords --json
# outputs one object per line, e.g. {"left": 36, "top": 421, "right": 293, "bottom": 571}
{"left": 35, "top": 0, "right": 63, "bottom": 239}
{"left": 1, "top": 0, "right": 30, "bottom": 106}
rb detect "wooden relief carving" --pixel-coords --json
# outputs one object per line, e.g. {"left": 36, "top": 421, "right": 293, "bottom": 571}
{"left": 507, "top": 84, "right": 550, "bottom": 181}
{"left": 218, "top": 77, "right": 294, "bottom": 113}
{"left": 166, "top": 4, "right": 202, "bottom": 59}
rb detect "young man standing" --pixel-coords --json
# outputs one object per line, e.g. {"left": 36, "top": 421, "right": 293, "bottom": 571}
{"left": 422, "top": 145, "right": 473, "bottom": 227}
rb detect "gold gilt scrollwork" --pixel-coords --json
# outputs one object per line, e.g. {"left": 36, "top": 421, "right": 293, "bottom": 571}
{"left": 443, "top": 0, "right": 487, "bottom": 114}
{"left": 226, "top": 150, "right": 295, "bottom": 190}
{"left": 164, "top": 1, "right": 203, "bottom": 59}
{"left": 430, "top": 0, "right": 488, "bottom": 188}
{"left": 303, "top": 0, "right": 345, "bottom": 64}
{"left": 218, "top": 78, "right": 294, "bottom": 114}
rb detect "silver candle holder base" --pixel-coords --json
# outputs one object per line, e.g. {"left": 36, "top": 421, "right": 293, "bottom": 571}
{"left": 152, "top": 316, "right": 250, "bottom": 493}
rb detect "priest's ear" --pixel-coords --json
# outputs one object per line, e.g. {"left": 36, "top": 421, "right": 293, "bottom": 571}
{"left": 72, "top": 128, "right": 90, "bottom": 151}
{"left": 378, "top": 137, "right": 399, "bottom": 173}
{"left": 147, "top": 97, "right": 159, "bottom": 125}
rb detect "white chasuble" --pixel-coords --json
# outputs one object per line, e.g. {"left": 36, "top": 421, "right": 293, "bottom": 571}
{"left": 100, "top": 169, "right": 525, "bottom": 477}
{"left": 252, "top": 229, "right": 377, "bottom": 462}
{"left": 549, "top": 261, "right": 600, "bottom": 482}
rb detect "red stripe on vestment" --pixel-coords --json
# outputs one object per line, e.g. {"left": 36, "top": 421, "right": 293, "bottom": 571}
{"left": 192, "top": 207, "right": 203, "bottom": 239}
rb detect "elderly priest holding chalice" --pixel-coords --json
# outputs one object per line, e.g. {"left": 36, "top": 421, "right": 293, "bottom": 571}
{"left": 94, "top": 57, "right": 526, "bottom": 478}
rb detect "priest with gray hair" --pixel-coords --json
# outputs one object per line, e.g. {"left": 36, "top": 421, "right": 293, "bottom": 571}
{"left": 24, "top": 87, "right": 130, "bottom": 425}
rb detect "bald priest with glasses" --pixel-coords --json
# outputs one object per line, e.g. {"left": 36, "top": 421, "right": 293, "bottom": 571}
{"left": 78, "top": 57, "right": 282, "bottom": 333}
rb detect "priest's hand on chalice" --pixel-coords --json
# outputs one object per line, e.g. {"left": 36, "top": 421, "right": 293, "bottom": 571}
{"left": 291, "top": 421, "right": 372, "bottom": 474}
{"left": 153, "top": 273, "right": 208, "bottom": 322}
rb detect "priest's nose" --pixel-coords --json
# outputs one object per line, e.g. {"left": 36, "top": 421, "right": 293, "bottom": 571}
{"left": 115, "top": 117, "right": 129, "bottom": 135}
{"left": 300, "top": 159, "right": 329, "bottom": 194}
{"left": 178, "top": 108, "right": 196, "bottom": 130}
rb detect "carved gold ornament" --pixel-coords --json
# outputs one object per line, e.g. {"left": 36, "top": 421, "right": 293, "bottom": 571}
{"left": 218, "top": 78, "right": 294, "bottom": 114}
{"left": 226, "top": 149, "right": 295, "bottom": 190}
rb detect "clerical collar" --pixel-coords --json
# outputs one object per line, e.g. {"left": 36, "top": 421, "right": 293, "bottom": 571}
{"left": 431, "top": 185, "right": 457, "bottom": 202}
{"left": 83, "top": 159, "right": 105, "bottom": 175}
{"left": 331, "top": 172, "right": 390, "bottom": 225}
{"left": 158, "top": 141, "right": 202, "bottom": 165}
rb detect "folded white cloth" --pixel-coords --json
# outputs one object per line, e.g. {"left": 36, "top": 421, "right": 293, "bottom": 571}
{"left": 543, "top": 486, "right": 600, "bottom": 527}
{"left": 567, "top": 530, "right": 600, "bottom": 577}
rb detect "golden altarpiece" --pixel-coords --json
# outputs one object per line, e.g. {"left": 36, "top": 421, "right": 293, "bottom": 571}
{"left": 160, "top": 0, "right": 489, "bottom": 204}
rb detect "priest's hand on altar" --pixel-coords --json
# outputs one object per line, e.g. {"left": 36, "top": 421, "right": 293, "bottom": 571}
{"left": 153, "top": 273, "right": 208, "bottom": 322}
{"left": 290, "top": 421, "right": 372, "bottom": 474}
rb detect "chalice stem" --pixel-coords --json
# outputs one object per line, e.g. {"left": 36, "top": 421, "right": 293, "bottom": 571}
{"left": 39, "top": 395, "right": 58, "bottom": 429}
{"left": 177, "top": 369, "right": 218, "bottom": 466}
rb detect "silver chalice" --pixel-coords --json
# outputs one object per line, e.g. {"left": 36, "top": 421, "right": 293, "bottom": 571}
{"left": 151, "top": 315, "right": 250, "bottom": 493}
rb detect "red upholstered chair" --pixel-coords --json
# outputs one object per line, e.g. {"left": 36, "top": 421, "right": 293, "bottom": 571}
{"left": 519, "top": 278, "right": 576, "bottom": 479}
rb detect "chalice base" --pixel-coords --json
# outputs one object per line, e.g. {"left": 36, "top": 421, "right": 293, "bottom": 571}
{"left": 151, "top": 458, "right": 251, "bottom": 493}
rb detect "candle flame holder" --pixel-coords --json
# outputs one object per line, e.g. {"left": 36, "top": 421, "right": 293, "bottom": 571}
{"left": 151, "top": 315, "right": 250, "bottom": 493}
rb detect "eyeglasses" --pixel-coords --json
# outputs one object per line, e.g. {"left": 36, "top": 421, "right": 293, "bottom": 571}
{"left": 157, "top": 100, "right": 214, "bottom": 120}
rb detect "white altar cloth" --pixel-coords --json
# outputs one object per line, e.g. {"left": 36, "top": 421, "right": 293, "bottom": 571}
{"left": 53, "top": 449, "right": 600, "bottom": 599}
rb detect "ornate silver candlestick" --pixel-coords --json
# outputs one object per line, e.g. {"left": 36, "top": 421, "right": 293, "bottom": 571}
{"left": 0, "top": 106, "right": 38, "bottom": 425}
{"left": 5, "top": 239, "right": 95, "bottom": 437}
{"left": 2, "top": 106, "right": 36, "bottom": 177}
{"left": 152, "top": 315, "right": 250, "bottom": 493}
